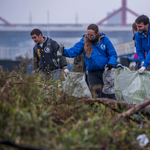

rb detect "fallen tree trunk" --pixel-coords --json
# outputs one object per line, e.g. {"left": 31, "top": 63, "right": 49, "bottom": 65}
{"left": 77, "top": 98, "right": 150, "bottom": 116}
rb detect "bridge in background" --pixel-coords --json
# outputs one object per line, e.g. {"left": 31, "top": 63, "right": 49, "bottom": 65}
{"left": 0, "top": 0, "right": 139, "bottom": 28}
{"left": 0, "top": 0, "right": 138, "bottom": 60}
{"left": 0, "top": 23, "right": 133, "bottom": 33}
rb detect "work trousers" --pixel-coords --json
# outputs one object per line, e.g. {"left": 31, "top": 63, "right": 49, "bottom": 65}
{"left": 44, "top": 69, "right": 61, "bottom": 84}
{"left": 135, "top": 61, "right": 141, "bottom": 71}
{"left": 88, "top": 70, "right": 104, "bottom": 98}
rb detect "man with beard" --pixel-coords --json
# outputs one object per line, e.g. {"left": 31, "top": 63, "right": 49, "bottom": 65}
{"left": 30, "top": 29, "right": 69, "bottom": 81}
{"left": 59, "top": 24, "right": 117, "bottom": 98}
{"left": 135, "top": 15, "right": 150, "bottom": 73}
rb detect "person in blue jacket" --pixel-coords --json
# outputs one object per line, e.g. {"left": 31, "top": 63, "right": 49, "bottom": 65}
{"left": 62, "top": 24, "right": 117, "bottom": 98}
{"left": 135, "top": 15, "right": 150, "bottom": 74}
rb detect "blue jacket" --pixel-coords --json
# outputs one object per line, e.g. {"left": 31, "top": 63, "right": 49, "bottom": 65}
{"left": 63, "top": 34, "right": 117, "bottom": 71}
{"left": 135, "top": 24, "right": 150, "bottom": 68}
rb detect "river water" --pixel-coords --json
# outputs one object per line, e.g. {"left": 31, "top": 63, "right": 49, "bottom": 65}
{"left": 0, "top": 29, "right": 133, "bottom": 61}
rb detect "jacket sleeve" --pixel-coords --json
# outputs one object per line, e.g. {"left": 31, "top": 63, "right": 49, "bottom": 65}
{"left": 59, "top": 56, "right": 68, "bottom": 69}
{"left": 144, "top": 52, "right": 150, "bottom": 68}
{"left": 105, "top": 36, "right": 118, "bottom": 67}
{"left": 50, "top": 38, "right": 68, "bottom": 69}
{"left": 135, "top": 33, "right": 145, "bottom": 63}
{"left": 63, "top": 38, "right": 84, "bottom": 58}
{"left": 33, "top": 46, "right": 39, "bottom": 71}
{"left": 73, "top": 54, "right": 86, "bottom": 72}
{"left": 50, "top": 38, "right": 59, "bottom": 53}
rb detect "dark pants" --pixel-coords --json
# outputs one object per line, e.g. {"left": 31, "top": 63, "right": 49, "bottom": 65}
{"left": 44, "top": 69, "right": 61, "bottom": 84}
{"left": 135, "top": 61, "right": 141, "bottom": 71}
{"left": 88, "top": 70, "right": 116, "bottom": 99}
{"left": 88, "top": 70, "right": 105, "bottom": 98}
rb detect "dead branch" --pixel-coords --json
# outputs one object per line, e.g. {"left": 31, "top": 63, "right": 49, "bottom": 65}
{"left": 78, "top": 97, "right": 135, "bottom": 113}
{"left": 77, "top": 97, "right": 150, "bottom": 116}
{"left": 1, "top": 81, "right": 10, "bottom": 93}
{"left": 111, "top": 98, "right": 150, "bottom": 125}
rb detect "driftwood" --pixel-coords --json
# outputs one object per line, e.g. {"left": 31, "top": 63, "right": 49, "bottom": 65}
{"left": 111, "top": 98, "right": 150, "bottom": 125}
{"left": 77, "top": 97, "right": 150, "bottom": 116}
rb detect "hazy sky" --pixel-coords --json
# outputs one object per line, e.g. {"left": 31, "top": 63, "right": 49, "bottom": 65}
{"left": 0, "top": 0, "right": 150, "bottom": 25}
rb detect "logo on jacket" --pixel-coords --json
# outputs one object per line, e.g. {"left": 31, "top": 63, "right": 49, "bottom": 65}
{"left": 44, "top": 46, "right": 51, "bottom": 53}
{"left": 37, "top": 49, "right": 41, "bottom": 57}
{"left": 100, "top": 44, "right": 106, "bottom": 50}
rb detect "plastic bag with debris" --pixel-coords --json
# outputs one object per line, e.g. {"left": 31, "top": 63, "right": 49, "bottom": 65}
{"left": 62, "top": 72, "right": 92, "bottom": 98}
{"left": 114, "top": 66, "right": 130, "bottom": 101}
{"left": 102, "top": 68, "right": 115, "bottom": 94}
{"left": 114, "top": 66, "right": 150, "bottom": 104}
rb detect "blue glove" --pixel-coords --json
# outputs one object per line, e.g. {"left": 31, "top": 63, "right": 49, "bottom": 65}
{"left": 117, "top": 64, "right": 124, "bottom": 69}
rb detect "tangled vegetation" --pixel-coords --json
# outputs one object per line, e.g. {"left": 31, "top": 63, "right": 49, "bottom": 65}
{"left": 0, "top": 67, "right": 150, "bottom": 150}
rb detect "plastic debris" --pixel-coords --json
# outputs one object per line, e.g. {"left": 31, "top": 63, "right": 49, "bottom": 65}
{"left": 136, "top": 134, "right": 149, "bottom": 147}
{"left": 62, "top": 72, "right": 92, "bottom": 98}
{"left": 114, "top": 67, "right": 150, "bottom": 104}
{"left": 102, "top": 68, "right": 115, "bottom": 94}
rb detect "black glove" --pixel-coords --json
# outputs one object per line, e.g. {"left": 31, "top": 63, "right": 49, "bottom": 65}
{"left": 107, "top": 64, "right": 113, "bottom": 70}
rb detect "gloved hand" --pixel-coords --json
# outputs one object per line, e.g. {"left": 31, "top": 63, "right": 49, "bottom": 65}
{"left": 141, "top": 61, "right": 144, "bottom": 67}
{"left": 116, "top": 64, "right": 124, "bottom": 69}
{"left": 138, "top": 66, "right": 146, "bottom": 74}
{"left": 107, "top": 64, "right": 113, "bottom": 70}
{"left": 64, "top": 69, "right": 70, "bottom": 76}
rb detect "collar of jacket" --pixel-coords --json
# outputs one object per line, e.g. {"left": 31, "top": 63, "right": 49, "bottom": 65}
{"left": 37, "top": 36, "right": 49, "bottom": 48}
{"left": 37, "top": 36, "right": 48, "bottom": 47}
{"left": 91, "top": 33, "right": 105, "bottom": 45}
{"left": 43, "top": 36, "right": 48, "bottom": 43}
{"left": 100, "top": 33, "right": 105, "bottom": 39}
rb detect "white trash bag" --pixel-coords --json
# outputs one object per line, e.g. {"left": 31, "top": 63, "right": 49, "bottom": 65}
{"left": 62, "top": 72, "right": 92, "bottom": 98}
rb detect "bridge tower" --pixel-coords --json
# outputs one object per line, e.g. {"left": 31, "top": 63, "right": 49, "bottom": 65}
{"left": 97, "top": 0, "right": 139, "bottom": 26}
